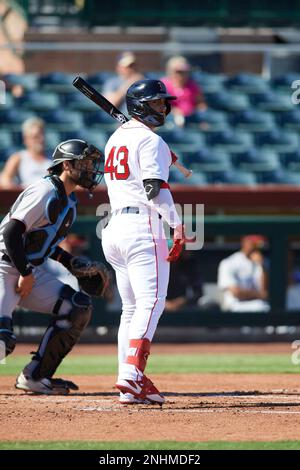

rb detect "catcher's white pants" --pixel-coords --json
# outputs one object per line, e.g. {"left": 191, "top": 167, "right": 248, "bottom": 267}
{"left": 102, "top": 208, "right": 170, "bottom": 379}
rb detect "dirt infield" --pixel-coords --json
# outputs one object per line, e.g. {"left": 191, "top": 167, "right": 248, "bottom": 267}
{"left": 1, "top": 374, "right": 300, "bottom": 442}
{"left": 1, "top": 342, "right": 300, "bottom": 443}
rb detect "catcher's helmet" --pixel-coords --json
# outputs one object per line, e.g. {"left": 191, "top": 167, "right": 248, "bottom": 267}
{"left": 48, "top": 139, "right": 104, "bottom": 191}
{"left": 126, "top": 79, "right": 176, "bottom": 127}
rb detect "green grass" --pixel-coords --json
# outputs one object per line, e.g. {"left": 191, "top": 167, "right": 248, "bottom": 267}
{"left": 1, "top": 353, "right": 299, "bottom": 376}
{"left": 1, "top": 441, "right": 300, "bottom": 450}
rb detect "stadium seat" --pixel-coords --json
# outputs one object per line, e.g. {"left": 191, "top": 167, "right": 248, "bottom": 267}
{"left": 2, "top": 73, "right": 38, "bottom": 91}
{"left": 144, "top": 71, "right": 164, "bottom": 80}
{"left": 278, "top": 109, "right": 300, "bottom": 131}
{"left": 208, "top": 170, "right": 257, "bottom": 185}
{"left": 281, "top": 149, "right": 300, "bottom": 172}
{"left": 0, "top": 91, "right": 14, "bottom": 110}
{"left": 84, "top": 109, "right": 118, "bottom": 131}
{"left": 64, "top": 92, "right": 98, "bottom": 112}
{"left": 259, "top": 169, "right": 300, "bottom": 185}
{"left": 185, "top": 109, "right": 228, "bottom": 131}
{"left": 39, "top": 110, "right": 83, "bottom": 132}
{"left": 250, "top": 91, "right": 294, "bottom": 112}
{"left": 271, "top": 73, "right": 300, "bottom": 92}
{"left": 191, "top": 72, "right": 225, "bottom": 93}
{"left": 74, "top": 128, "right": 109, "bottom": 149}
{"left": 157, "top": 127, "right": 204, "bottom": 152}
{"left": 230, "top": 109, "right": 275, "bottom": 132}
{"left": 44, "top": 129, "right": 61, "bottom": 152}
{"left": 206, "top": 90, "right": 250, "bottom": 112}
{"left": 206, "top": 129, "right": 253, "bottom": 153}
{"left": 169, "top": 165, "right": 207, "bottom": 185}
{"left": 15, "top": 91, "right": 60, "bottom": 111}
{"left": 0, "top": 130, "right": 13, "bottom": 156}
{"left": 224, "top": 73, "right": 269, "bottom": 94}
{"left": 39, "top": 72, "right": 76, "bottom": 93}
{"left": 0, "top": 109, "right": 35, "bottom": 131}
{"left": 233, "top": 148, "right": 280, "bottom": 172}
{"left": 256, "top": 130, "right": 299, "bottom": 153}
{"left": 87, "top": 72, "right": 117, "bottom": 87}
{"left": 187, "top": 148, "right": 231, "bottom": 172}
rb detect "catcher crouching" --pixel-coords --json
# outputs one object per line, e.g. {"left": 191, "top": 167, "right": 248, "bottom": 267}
{"left": 0, "top": 139, "right": 110, "bottom": 395}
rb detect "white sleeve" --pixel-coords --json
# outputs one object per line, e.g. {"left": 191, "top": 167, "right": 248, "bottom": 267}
{"left": 150, "top": 187, "right": 181, "bottom": 228}
{"left": 218, "top": 259, "right": 237, "bottom": 290}
{"left": 11, "top": 184, "right": 50, "bottom": 231}
{"left": 139, "top": 134, "right": 171, "bottom": 182}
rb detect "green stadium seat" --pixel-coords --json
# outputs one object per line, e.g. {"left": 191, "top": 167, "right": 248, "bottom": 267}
{"left": 278, "top": 109, "right": 300, "bottom": 131}
{"left": 250, "top": 91, "right": 294, "bottom": 112}
{"left": 260, "top": 169, "right": 300, "bottom": 185}
{"left": 209, "top": 170, "right": 257, "bottom": 185}
{"left": 64, "top": 92, "right": 98, "bottom": 112}
{"left": 206, "top": 90, "right": 250, "bottom": 112}
{"left": 225, "top": 73, "right": 269, "bottom": 94}
{"left": 233, "top": 148, "right": 280, "bottom": 172}
{"left": 39, "top": 110, "right": 83, "bottom": 132}
{"left": 230, "top": 109, "right": 275, "bottom": 132}
{"left": 185, "top": 109, "right": 228, "bottom": 131}
{"left": 15, "top": 91, "right": 60, "bottom": 111}
{"left": 2, "top": 73, "right": 38, "bottom": 91}
{"left": 206, "top": 129, "right": 253, "bottom": 153}
{"left": 39, "top": 72, "right": 76, "bottom": 93}
{"left": 191, "top": 72, "right": 225, "bottom": 93}
{"left": 256, "top": 130, "right": 299, "bottom": 153}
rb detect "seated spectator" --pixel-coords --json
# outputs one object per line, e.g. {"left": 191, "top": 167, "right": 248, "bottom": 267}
{"left": 0, "top": 117, "right": 50, "bottom": 188}
{"left": 165, "top": 248, "right": 203, "bottom": 312}
{"left": 102, "top": 51, "right": 144, "bottom": 115}
{"left": 217, "top": 235, "right": 270, "bottom": 312}
{"left": 286, "top": 250, "right": 300, "bottom": 311}
{"left": 161, "top": 55, "right": 207, "bottom": 127}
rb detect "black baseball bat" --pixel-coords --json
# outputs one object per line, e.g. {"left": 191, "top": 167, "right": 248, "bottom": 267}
{"left": 73, "top": 76, "right": 128, "bottom": 124}
{"left": 72, "top": 76, "right": 193, "bottom": 178}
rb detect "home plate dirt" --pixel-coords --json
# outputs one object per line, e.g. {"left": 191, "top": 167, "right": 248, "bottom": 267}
{"left": 1, "top": 373, "right": 300, "bottom": 442}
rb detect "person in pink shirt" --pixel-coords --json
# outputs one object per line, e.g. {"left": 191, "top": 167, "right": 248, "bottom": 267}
{"left": 162, "top": 56, "right": 207, "bottom": 126}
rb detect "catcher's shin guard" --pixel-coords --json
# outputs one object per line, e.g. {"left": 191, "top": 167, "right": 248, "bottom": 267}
{"left": 0, "top": 317, "right": 16, "bottom": 357}
{"left": 29, "top": 285, "right": 92, "bottom": 380}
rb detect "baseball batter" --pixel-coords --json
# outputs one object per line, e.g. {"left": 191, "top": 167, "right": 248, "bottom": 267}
{"left": 0, "top": 139, "right": 109, "bottom": 395}
{"left": 101, "top": 79, "right": 185, "bottom": 405}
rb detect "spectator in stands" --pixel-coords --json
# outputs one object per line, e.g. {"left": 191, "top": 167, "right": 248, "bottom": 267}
{"left": 217, "top": 235, "right": 269, "bottom": 312}
{"left": 165, "top": 247, "right": 203, "bottom": 312}
{"left": 161, "top": 55, "right": 207, "bottom": 127}
{"left": 0, "top": 117, "right": 50, "bottom": 188}
{"left": 103, "top": 51, "right": 144, "bottom": 115}
{"left": 286, "top": 250, "right": 300, "bottom": 311}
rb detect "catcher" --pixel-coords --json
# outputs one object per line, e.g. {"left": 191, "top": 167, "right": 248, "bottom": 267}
{"left": 0, "top": 139, "right": 110, "bottom": 395}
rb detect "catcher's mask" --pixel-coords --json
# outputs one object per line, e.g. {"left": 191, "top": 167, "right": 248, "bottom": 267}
{"left": 48, "top": 139, "right": 104, "bottom": 191}
{"left": 126, "top": 79, "right": 176, "bottom": 127}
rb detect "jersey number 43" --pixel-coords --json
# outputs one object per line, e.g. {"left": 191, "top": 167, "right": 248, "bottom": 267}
{"left": 104, "top": 146, "right": 130, "bottom": 180}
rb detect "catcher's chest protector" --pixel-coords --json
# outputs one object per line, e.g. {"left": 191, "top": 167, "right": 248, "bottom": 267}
{"left": 24, "top": 176, "right": 77, "bottom": 266}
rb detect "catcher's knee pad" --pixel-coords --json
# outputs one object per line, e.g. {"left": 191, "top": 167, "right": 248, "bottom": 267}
{"left": 30, "top": 285, "right": 92, "bottom": 380}
{"left": 54, "top": 284, "right": 92, "bottom": 329}
{"left": 0, "top": 317, "right": 16, "bottom": 357}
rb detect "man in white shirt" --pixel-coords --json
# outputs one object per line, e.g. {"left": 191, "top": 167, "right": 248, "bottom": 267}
{"left": 217, "top": 235, "right": 269, "bottom": 312}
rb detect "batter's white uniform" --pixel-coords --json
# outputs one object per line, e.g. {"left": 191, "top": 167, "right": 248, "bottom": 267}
{"left": 102, "top": 119, "right": 181, "bottom": 382}
{"left": 217, "top": 251, "right": 270, "bottom": 312}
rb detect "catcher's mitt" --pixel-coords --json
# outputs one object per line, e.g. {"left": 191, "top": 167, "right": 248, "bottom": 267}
{"left": 69, "top": 256, "right": 110, "bottom": 298}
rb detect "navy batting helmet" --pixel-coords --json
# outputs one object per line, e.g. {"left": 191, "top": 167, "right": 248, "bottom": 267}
{"left": 126, "top": 79, "right": 176, "bottom": 127}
